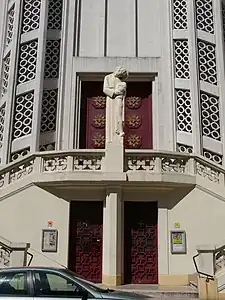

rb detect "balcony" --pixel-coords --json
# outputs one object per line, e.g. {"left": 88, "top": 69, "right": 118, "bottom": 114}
{"left": 0, "top": 149, "right": 225, "bottom": 200}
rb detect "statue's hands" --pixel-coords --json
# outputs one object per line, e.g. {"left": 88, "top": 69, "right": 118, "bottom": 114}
{"left": 114, "top": 91, "right": 124, "bottom": 96}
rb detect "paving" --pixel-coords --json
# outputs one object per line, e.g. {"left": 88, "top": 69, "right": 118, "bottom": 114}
{"left": 114, "top": 284, "right": 199, "bottom": 299}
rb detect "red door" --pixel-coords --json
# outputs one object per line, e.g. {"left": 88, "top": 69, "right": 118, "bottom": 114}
{"left": 69, "top": 201, "right": 103, "bottom": 283}
{"left": 81, "top": 81, "right": 152, "bottom": 149}
{"left": 125, "top": 82, "right": 152, "bottom": 149}
{"left": 124, "top": 202, "right": 158, "bottom": 284}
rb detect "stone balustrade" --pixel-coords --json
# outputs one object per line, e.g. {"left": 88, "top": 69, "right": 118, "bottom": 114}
{"left": 0, "top": 149, "right": 224, "bottom": 190}
{"left": 125, "top": 150, "right": 224, "bottom": 185}
{"left": 0, "top": 150, "right": 105, "bottom": 190}
{"left": 0, "top": 247, "right": 10, "bottom": 267}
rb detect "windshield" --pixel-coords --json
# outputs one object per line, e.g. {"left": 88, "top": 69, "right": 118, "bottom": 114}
{"left": 62, "top": 269, "right": 110, "bottom": 293}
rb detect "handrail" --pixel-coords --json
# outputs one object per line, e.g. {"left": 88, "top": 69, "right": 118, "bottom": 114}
{"left": 193, "top": 253, "right": 214, "bottom": 281}
{"left": 0, "top": 149, "right": 105, "bottom": 176}
{"left": 125, "top": 149, "right": 225, "bottom": 174}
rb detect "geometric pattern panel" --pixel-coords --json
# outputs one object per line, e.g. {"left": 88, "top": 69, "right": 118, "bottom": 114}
{"left": 174, "top": 40, "right": 190, "bottom": 79}
{"left": 10, "top": 148, "right": 30, "bottom": 162}
{"left": 41, "top": 89, "right": 58, "bottom": 132}
{"left": 177, "top": 143, "right": 193, "bottom": 154}
{"left": 12, "top": 92, "right": 34, "bottom": 140}
{"left": 222, "top": 3, "right": 225, "bottom": 42}
{"left": 17, "top": 40, "right": 38, "bottom": 84}
{"left": 6, "top": 5, "right": 15, "bottom": 47}
{"left": 21, "top": 0, "right": 41, "bottom": 34}
{"left": 195, "top": 0, "right": 214, "bottom": 34}
{"left": 47, "top": 0, "right": 62, "bottom": 30}
{"left": 39, "top": 142, "right": 55, "bottom": 151}
{"left": 0, "top": 104, "right": 6, "bottom": 149}
{"left": 197, "top": 40, "right": 217, "bottom": 85}
{"left": 124, "top": 202, "right": 158, "bottom": 284}
{"left": 200, "top": 92, "right": 220, "bottom": 141}
{"left": 203, "top": 149, "right": 222, "bottom": 165}
{"left": 44, "top": 40, "right": 61, "bottom": 79}
{"left": 1, "top": 53, "right": 11, "bottom": 98}
{"left": 69, "top": 201, "right": 103, "bottom": 283}
{"left": 173, "top": 0, "right": 188, "bottom": 29}
{"left": 176, "top": 89, "right": 192, "bottom": 133}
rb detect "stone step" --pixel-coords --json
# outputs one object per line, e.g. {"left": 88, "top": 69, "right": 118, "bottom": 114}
{"left": 114, "top": 285, "right": 199, "bottom": 299}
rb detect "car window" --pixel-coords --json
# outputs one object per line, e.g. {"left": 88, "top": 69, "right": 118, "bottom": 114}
{"left": 0, "top": 271, "right": 28, "bottom": 296}
{"left": 33, "top": 271, "right": 88, "bottom": 298}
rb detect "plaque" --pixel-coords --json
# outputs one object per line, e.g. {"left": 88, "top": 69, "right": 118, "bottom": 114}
{"left": 41, "top": 229, "right": 58, "bottom": 253}
{"left": 171, "top": 230, "right": 186, "bottom": 254}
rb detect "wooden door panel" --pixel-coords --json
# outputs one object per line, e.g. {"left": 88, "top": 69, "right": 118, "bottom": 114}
{"left": 124, "top": 202, "right": 158, "bottom": 284}
{"left": 82, "top": 81, "right": 152, "bottom": 149}
{"left": 69, "top": 201, "right": 103, "bottom": 283}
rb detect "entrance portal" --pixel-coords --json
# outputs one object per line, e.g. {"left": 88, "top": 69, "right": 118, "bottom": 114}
{"left": 68, "top": 201, "right": 103, "bottom": 283}
{"left": 80, "top": 81, "right": 152, "bottom": 149}
{"left": 124, "top": 202, "right": 158, "bottom": 284}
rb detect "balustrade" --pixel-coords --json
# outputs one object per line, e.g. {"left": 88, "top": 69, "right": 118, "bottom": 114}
{"left": 0, "top": 149, "right": 224, "bottom": 190}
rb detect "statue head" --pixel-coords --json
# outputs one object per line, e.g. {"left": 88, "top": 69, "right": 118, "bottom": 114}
{"left": 114, "top": 66, "right": 128, "bottom": 80}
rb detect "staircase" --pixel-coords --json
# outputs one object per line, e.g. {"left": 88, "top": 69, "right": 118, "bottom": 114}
{"left": 192, "top": 242, "right": 225, "bottom": 299}
{"left": 0, "top": 236, "right": 31, "bottom": 268}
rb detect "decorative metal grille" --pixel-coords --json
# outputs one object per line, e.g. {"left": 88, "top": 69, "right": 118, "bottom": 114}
{"left": 10, "top": 148, "right": 30, "bottom": 162}
{"left": 200, "top": 92, "right": 220, "bottom": 141}
{"left": 1, "top": 53, "right": 11, "bottom": 97}
{"left": 173, "top": 0, "right": 188, "bottom": 29}
{"left": 39, "top": 143, "right": 55, "bottom": 151}
{"left": 17, "top": 40, "right": 38, "bottom": 84}
{"left": 44, "top": 40, "right": 61, "bottom": 79}
{"left": 222, "top": 3, "right": 225, "bottom": 42}
{"left": 203, "top": 149, "right": 222, "bottom": 165}
{"left": 197, "top": 40, "right": 217, "bottom": 85}
{"left": 176, "top": 89, "right": 192, "bottom": 133}
{"left": 174, "top": 40, "right": 190, "bottom": 79}
{"left": 12, "top": 92, "right": 34, "bottom": 140}
{"left": 6, "top": 5, "right": 15, "bottom": 47}
{"left": 195, "top": 0, "right": 214, "bottom": 34}
{"left": 41, "top": 89, "right": 58, "bottom": 133}
{"left": 177, "top": 144, "right": 193, "bottom": 153}
{"left": 21, "top": 0, "right": 41, "bottom": 34}
{"left": 0, "top": 105, "right": 6, "bottom": 149}
{"left": 47, "top": 0, "right": 62, "bottom": 30}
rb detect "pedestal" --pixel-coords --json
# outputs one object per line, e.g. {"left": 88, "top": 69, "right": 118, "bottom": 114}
{"left": 102, "top": 188, "right": 123, "bottom": 286}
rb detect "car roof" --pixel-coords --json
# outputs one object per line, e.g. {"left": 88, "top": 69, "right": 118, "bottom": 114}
{"left": 0, "top": 267, "right": 65, "bottom": 273}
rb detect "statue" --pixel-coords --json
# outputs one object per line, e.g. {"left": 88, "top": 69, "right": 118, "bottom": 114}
{"left": 103, "top": 66, "right": 128, "bottom": 143}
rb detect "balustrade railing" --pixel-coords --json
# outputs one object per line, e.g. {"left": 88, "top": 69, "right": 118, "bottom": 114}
{"left": 0, "top": 150, "right": 105, "bottom": 190}
{"left": 0, "top": 149, "right": 225, "bottom": 190}
{"left": 125, "top": 150, "right": 224, "bottom": 184}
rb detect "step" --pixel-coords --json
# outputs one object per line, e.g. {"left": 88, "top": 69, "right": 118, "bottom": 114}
{"left": 114, "top": 285, "right": 199, "bottom": 298}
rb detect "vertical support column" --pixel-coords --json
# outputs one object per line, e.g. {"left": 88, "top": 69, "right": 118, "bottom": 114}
{"left": 31, "top": 0, "right": 48, "bottom": 152}
{"left": 187, "top": 0, "right": 201, "bottom": 154}
{"left": 2, "top": 0, "right": 22, "bottom": 165}
{"left": 214, "top": 1, "right": 225, "bottom": 165}
{"left": 158, "top": 205, "right": 169, "bottom": 284}
{"left": 160, "top": 0, "right": 176, "bottom": 151}
{"left": 102, "top": 188, "right": 123, "bottom": 286}
{"left": 60, "top": 0, "right": 77, "bottom": 149}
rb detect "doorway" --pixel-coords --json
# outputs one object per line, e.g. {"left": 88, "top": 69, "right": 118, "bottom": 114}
{"left": 68, "top": 201, "right": 103, "bottom": 283}
{"left": 80, "top": 81, "right": 152, "bottom": 149}
{"left": 124, "top": 201, "right": 158, "bottom": 284}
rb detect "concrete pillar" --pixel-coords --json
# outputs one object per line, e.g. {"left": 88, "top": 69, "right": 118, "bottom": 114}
{"left": 102, "top": 188, "right": 123, "bottom": 286}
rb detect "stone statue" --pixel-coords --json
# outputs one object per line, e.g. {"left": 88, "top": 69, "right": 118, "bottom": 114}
{"left": 103, "top": 66, "right": 128, "bottom": 143}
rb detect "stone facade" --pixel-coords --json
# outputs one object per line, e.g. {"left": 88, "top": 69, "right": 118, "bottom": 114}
{"left": 1, "top": 0, "right": 225, "bottom": 287}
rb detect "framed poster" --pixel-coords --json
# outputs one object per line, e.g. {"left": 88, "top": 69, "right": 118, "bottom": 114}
{"left": 42, "top": 229, "right": 58, "bottom": 253}
{"left": 171, "top": 230, "right": 186, "bottom": 254}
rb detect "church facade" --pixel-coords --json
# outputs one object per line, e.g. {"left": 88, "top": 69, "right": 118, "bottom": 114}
{"left": 1, "top": 0, "right": 225, "bottom": 286}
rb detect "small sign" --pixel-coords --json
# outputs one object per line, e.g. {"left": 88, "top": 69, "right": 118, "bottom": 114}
{"left": 171, "top": 230, "right": 186, "bottom": 254}
{"left": 41, "top": 229, "right": 58, "bottom": 253}
{"left": 174, "top": 222, "right": 180, "bottom": 229}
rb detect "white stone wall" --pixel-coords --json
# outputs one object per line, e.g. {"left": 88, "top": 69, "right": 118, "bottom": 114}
{"left": 0, "top": 185, "right": 69, "bottom": 267}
